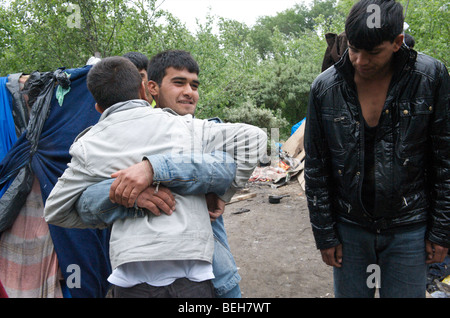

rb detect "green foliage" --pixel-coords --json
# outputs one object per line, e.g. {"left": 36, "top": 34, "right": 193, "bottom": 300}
{"left": 400, "top": 0, "right": 449, "bottom": 66}
{"left": 224, "top": 100, "right": 289, "bottom": 132}
{"left": 0, "top": 0, "right": 448, "bottom": 137}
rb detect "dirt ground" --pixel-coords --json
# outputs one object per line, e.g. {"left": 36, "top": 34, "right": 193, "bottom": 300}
{"left": 222, "top": 180, "right": 334, "bottom": 298}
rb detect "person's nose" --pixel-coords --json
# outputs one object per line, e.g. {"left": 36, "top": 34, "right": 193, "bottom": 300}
{"left": 354, "top": 51, "right": 370, "bottom": 66}
{"left": 182, "top": 83, "right": 193, "bottom": 96}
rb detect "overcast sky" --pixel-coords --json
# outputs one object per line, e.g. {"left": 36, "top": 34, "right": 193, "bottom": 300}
{"left": 158, "top": 0, "right": 313, "bottom": 32}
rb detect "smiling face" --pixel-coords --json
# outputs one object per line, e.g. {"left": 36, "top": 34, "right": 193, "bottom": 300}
{"left": 149, "top": 67, "right": 200, "bottom": 116}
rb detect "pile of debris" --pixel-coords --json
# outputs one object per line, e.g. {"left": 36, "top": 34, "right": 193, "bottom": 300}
{"left": 250, "top": 119, "right": 306, "bottom": 190}
{"left": 427, "top": 255, "right": 450, "bottom": 298}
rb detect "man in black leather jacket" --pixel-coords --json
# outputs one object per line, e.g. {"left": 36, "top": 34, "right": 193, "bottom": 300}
{"left": 305, "top": 0, "right": 449, "bottom": 297}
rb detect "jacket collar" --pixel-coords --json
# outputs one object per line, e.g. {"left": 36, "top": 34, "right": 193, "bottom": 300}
{"left": 99, "top": 99, "right": 152, "bottom": 121}
{"left": 98, "top": 99, "right": 195, "bottom": 121}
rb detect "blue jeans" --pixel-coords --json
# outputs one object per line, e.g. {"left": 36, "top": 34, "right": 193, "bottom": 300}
{"left": 212, "top": 216, "right": 241, "bottom": 298}
{"left": 334, "top": 222, "right": 427, "bottom": 298}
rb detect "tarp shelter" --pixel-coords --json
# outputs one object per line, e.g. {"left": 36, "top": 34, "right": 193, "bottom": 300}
{"left": 0, "top": 65, "right": 111, "bottom": 297}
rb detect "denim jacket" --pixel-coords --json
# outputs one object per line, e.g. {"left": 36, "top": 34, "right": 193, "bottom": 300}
{"left": 76, "top": 151, "right": 241, "bottom": 297}
{"left": 75, "top": 151, "right": 236, "bottom": 227}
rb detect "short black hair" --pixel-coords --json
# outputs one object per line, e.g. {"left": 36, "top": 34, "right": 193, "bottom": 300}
{"left": 345, "top": 0, "right": 404, "bottom": 51}
{"left": 404, "top": 33, "right": 415, "bottom": 48}
{"left": 147, "top": 50, "right": 199, "bottom": 85}
{"left": 122, "top": 52, "right": 149, "bottom": 71}
{"left": 87, "top": 56, "right": 142, "bottom": 110}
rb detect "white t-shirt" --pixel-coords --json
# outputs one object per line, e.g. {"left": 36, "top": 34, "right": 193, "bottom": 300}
{"left": 108, "top": 260, "right": 214, "bottom": 287}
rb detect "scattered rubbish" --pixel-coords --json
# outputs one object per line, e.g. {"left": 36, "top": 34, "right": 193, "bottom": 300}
{"left": 226, "top": 193, "right": 257, "bottom": 205}
{"left": 232, "top": 208, "right": 251, "bottom": 215}
{"left": 268, "top": 194, "right": 290, "bottom": 204}
{"left": 427, "top": 255, "right": 450, "bottom": 298}
{"left": 430, "top": 290, "right": 450, "bottom": 298}
{"left": 249, "top": 166, "right": 288, "bottom": 183}
{"left": 250, "top": 119, "right": 307, "bottom": 191}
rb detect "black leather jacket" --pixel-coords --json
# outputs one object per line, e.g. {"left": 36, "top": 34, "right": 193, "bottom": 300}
{"left": 304, "top": 45, "right": 450, "bottom": 250}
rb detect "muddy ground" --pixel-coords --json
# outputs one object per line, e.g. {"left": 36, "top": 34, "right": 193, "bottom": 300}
{"left": 222, "top": 180, "right": 334, "bottom": 298}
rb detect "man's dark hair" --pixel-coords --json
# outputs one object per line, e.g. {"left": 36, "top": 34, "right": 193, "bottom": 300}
{"left": 87, "top": 56, "right": 142, "bottom": 110}
{"left": 345, "top": 0, "right": 404, "bottom": 51}
{"left": 122, "top": 52, "right": 149, "bottom": 71}
{"left": 404, "top": 33, "right": 415, "bottom": 48}
{"left": 147, "top": 50, "right": 199, "bottom": 85}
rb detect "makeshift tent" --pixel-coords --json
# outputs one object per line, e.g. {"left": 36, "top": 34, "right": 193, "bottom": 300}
{"left": 0, "top": 65, "right": 111, "bottom": 297}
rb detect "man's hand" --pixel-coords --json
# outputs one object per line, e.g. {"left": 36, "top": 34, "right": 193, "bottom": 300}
{"left": 110, "top": 160, "right": 153, "bottom": 207}
{"left": 426, "top": 240, "right": 448, "bottom": 264}
{"left": 320, "top": 244, "right": 343, "bottom": 267}
{"left": 135, "top": 185, "right": 176, "bottom": 216}
{"left": 205, "top": 193, "right": 225, "bottom": 222}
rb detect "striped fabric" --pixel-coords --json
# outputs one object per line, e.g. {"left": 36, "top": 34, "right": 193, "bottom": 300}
{"left": 0, "top": 177, "right": 62, "bottom": 298}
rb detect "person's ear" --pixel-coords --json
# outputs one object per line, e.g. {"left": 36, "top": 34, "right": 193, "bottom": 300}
{"left": 94, "top": 103, "right": 104, "bottom": 114}
{"left": 393, "top": 34, "right": 404, "bottom": 52}
{"left": 148, "top": 80, "right": 159, "bottom": 103}
{"left": 138, "top": 81, "right": 148, "bottom": 102}
{"left": 148, "top": 80, "right": 158, "bottom": 96}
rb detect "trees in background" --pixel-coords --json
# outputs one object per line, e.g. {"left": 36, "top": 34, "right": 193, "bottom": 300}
{"left": 0, "top": 0, "right": 448, "bottom": 139}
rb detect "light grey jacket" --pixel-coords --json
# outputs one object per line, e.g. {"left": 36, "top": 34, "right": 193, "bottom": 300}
{"left": 43, "top": 100, "right": 267, "bottom": 269}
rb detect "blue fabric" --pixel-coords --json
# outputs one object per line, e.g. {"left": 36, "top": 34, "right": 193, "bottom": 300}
{"left": 212, "top": 216, "right": 241, "bottom": 297}
{"left": 291, "top": 117, "right": 305, "bottom": 136}
{"left": 76, "top": 152, "right": 236, "bottom": 228}
{"left": 334, "top": 222, "right": 427, "bottom": 298}
{"left": 0, "top": 77, "right": 16, "bottom": 197}
{"left": 0, "top": 65, "right": 112, "bottom": 297}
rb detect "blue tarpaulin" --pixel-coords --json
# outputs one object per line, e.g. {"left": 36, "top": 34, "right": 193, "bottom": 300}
{"left": 0, "top": 66, "right": 111, "bottom": 297}
{"left": 291, "top": 118, "right": 306, "bottom": 136}
{"left": 0, "top": 77, "right": 16, "bottom": 198}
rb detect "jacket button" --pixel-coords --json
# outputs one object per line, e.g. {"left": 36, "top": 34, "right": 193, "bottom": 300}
{"left": 338, "top": 169, "right": 342, "bottom": 175}
{"left": 356, "top": 171, "right": 360, "bottom": 176}
{"left": 385, "top": 109, "right": 389, "bottom": 114}
{"left": 429, "top": 106, "right": 433, "bottom": 111}
{"left": 403, "top": 109, "right": 409, "bottom": 115}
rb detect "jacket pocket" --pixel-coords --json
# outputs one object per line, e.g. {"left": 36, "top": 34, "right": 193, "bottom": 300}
{"left": 321, "top": 108, "right": 353, "bottom": 152}
{"left": 398, "top": 98, "right": 434, "bottom": 154}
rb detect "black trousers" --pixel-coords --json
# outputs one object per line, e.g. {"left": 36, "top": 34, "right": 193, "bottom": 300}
{"left": 111, "top": 278, "right": 215, "bottom": 298}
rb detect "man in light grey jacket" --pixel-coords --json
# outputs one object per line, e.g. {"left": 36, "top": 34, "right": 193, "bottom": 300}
{"left": 44, "top": 56, "right": 267, "bottom": 297}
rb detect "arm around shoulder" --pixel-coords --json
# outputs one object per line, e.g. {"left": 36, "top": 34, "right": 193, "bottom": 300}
{"left": 43, "top": 142, "right": 102, "bottom": 229}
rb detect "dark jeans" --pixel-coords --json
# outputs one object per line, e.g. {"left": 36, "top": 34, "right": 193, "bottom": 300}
{"left": 111, "top": 278, "right": 215, "bottom": 298}
{"left": 334, "top": 222, "right": 427, "bottom": 298}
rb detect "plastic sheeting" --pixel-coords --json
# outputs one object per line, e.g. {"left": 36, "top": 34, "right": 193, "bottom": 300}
{"left": 0, "top": 66, "right": 111, "bottom": 297}
{"left": 0, "top": 76, "right": 17, "bottom": 199}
